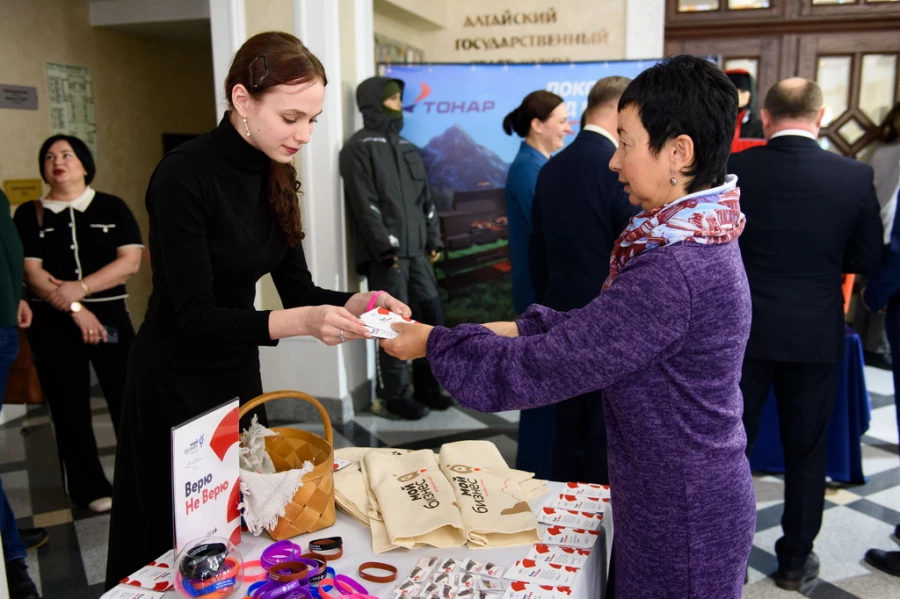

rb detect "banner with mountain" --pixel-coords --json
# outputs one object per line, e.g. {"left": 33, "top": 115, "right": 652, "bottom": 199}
{"left": 381, "top": 60, "right": 659, "bottom": 325}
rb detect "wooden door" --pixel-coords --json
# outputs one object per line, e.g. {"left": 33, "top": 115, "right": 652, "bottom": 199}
{"left": 797, "top": 31, "right": 900, "bottom": 159}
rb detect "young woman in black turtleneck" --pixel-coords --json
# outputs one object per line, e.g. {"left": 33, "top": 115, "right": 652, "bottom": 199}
{"left": 105, "top": 31, "right": 411, "bottom": 586}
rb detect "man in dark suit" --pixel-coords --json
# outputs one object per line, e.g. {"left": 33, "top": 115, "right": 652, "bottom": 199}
{"left": 730, "top": 78, "right": 883, "bottom": 591}
{"left": 528, "top": 76, "right": 639, "bottom": 484}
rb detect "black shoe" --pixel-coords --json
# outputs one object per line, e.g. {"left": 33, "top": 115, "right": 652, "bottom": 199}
{"left": 6, "top": 558, "right": 39, "bottom": 599}
{"left": 18, "top": 528, "right": 48, "bottom": 551}
{"left": 864, "top": 351, "right": 893, "bottom": 370}
{"left": 865, "top": 549, "right": 900, "bottom": 577}
{"left": 416, "top": 392, "right": 455, "bottom": 410}
{"left": 776, "top": 552, "right": 819, "bottom": 591}
{"left": 385, "top": 397, "right": 430, "bottom": 420}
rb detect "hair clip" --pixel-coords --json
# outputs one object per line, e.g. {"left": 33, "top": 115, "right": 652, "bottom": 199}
{"left": 249, "top": 55, "right": 269, "bottom": 89}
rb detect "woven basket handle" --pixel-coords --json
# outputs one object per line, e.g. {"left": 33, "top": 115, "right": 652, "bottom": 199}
{"left": 239, "top": 390, "right": 333, "bottom": 446}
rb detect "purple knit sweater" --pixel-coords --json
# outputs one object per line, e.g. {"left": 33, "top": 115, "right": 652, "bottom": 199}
{"left": 427, "top": 242, "right": 756, "bottom": 598}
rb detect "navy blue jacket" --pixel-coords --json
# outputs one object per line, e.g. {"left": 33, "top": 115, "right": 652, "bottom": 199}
{"left": 729, "top": 135, "right": 883, "bottom": 363}
{"left": 529, "top": 130, "right": 638, "bottom": 312}
{"left": 864, "top": 189, "right": 900, "bottom": 311}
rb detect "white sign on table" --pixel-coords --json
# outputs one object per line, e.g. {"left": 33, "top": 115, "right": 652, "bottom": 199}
{"left": 171, "top": 398, "right": 241, "bottom": 551}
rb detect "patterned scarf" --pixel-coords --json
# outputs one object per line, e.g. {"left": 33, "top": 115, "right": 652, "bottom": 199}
{"left": 603, "top": 174, "right": 745, "bottom": 290}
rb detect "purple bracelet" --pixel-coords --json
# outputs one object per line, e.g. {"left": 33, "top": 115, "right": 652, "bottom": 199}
{"left": 269, "top": 558, "right": 319, "bottom": 582}
{"left": 261, "top": 541, "right": 303, "bottom": 570}
{"left": 258, "top": 579, "right": 311, "bottom": 599}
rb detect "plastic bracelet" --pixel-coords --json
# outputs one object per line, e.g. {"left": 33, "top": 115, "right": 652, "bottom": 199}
{"left": 261, "top": 541, "right": 304, "bottom": 570}
{"left": 259, "top": 580, "right": 310, "bottom": 599}
{"left": 308, "top": 537, "right": 342, "bottom": 552}
{"left": 309, "top": 567, "right": 335, "bottom": 599}
{"left": 306, "top": 546, "right": 343, "bottom": 562}
{"left": 357, "top": 562, "right": 398, "bottom": 584}
{"left": 335, "top": 575, "right": 368, "bottom": 595}
{"left": 301, "top": 558, "right": 328, "bottom": 583}
{"left": 365, "top": 291, "right": 385, "bottom": 312}
{"left": 267, "top": 560, "right": 312, "bottom": 582}
{"left": 243, "top": 560, "right": 268, "bottom": 583}
{"left": 182, "top": 557, "right": 240, "bottom": 597}
{"left": 248, "top": 581, "right": 268, "bottom": 595}
{"left": 179, "top": 542, "right": 229, "bottom": 580}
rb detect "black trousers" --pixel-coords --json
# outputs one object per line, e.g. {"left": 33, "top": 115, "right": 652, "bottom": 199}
{"left": 367, "top": 255, "right": 445, "bottom": 403}
{"left": 740, "top": 357, "right": 838, "bottom": 571}
{"left": 552, "top": 391, "right": 609, "bottom": 484}
{"left": 27, "top": 300, "right": 134, "bottom": 506}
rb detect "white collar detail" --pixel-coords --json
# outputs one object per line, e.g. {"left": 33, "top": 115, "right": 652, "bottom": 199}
{"left": 41, "top": 187, "right": 96, "bottom": 214}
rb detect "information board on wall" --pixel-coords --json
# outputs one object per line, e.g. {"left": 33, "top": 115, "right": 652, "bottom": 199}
{"left": 45, "top": 62, "right": 97, "bottom": 155}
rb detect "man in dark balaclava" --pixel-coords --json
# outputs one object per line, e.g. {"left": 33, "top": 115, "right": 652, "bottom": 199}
{"left": 726, "top": 69, "right": 764, "bottom": 140}
{"left": 340, "top": 77, "right": 450, "bottom": 420}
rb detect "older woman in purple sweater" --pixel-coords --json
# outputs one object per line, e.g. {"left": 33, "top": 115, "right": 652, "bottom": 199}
{"left": 384, "top": 56, "right": 755, "bottom": 598}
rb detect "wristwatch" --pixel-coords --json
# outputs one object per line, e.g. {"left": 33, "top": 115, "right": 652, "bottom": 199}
{"left": 70, "top": 301, "right": 83, "bottom": 313}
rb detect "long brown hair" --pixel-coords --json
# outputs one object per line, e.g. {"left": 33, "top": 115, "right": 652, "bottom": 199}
{"left": 225, "top": 31, "right": 327, "bottom": 246}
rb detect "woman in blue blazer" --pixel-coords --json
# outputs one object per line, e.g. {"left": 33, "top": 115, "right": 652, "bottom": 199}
{"left": 502, "top": 90, "right": 571, "bottom": 477}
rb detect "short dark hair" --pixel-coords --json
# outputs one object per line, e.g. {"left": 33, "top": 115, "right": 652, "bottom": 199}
{"left": 502, "top": 90, "right": 563, "bottom": 138}
{"left": 38, "top": 135, "right": 96, "bottom": 185}
{"left": 618, "top": 55, "right": 736, "bottom": 194}
{"left": 587, "top": 76, "right": 631, "bottom": 113}
{"left": 763, "top": 79, "right": 823, "bottom": 122}
{"left": 877, "top": 101, "right": 900, "bottom": 144}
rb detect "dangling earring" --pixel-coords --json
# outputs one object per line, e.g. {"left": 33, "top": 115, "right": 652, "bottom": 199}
{"left": 242, "top": 117, "right": 251, "bottom": 137}
{"left": 670, "top": 168, "right": 677, "bottom": 186}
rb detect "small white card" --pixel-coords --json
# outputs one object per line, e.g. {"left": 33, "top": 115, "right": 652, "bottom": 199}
{"left": 525, "top": 544, "right": 592, "bottom": 568}
{"left": 360, "top": 307, "right": 416, "bottom": 339}
{"left": 551, "top": 494, "right": 609, "bottom": 513}
{"left": 333, "top": 457, "right": 352, "bottom": 471}
{"left": 561, "top": 482, "right": 611, "bottom": 498}
{"left": 501, "top": 581, "right": 574, "bottom": 599}
{"left": 540, "top": 525, "right": 600, "bottom": 548}
{"left": 537, "top": 507, "right": 603, "bottom": 531}
{"left": 503, "top": 560, "right": 580, "bottom": 587}
{"left": 119, "top": 566, "right": 174, "bottom": 592}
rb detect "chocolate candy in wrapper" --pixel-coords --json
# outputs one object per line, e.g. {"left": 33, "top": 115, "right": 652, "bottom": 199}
{"left": 420, "top": 583, "right": 458, "bottom": 599}
{"left": 432, "top": 571, "right": 452, "bottom": 586}
{"left": 456, "top": 590, "right": 492, "bottom": 599}
{"left": 481, "top": 562, "right": 505, "bottom": 578}
{"left": 453, "top": 571, "right": 477, "bottom": 589}
{"left": 410, "top": 557, "right": 438, "bottom": 582}
{"left": 474, "top": 576, "right": 505, "bottom": 591}
{"left": 437, "top": 558, "right": 459, "bottom": 574}
{"left": 394, "top": 580, "right": 423, "bottom": 597}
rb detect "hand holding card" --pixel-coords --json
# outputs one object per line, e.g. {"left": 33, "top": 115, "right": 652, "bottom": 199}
{"left": 360, "top": 307, "right": 416, "bottom": 339}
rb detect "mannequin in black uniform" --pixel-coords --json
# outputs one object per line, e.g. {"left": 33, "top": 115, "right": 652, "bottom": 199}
{"left": 726, "top": 69, "right": 764, "bottom": 140}
{"left": 105, "top": 31, "right": 410, "bottom": 587}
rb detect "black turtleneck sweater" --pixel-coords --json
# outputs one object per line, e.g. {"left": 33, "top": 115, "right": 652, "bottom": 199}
{"left": 141, "top": 114, "right": 353, "bottom": 369}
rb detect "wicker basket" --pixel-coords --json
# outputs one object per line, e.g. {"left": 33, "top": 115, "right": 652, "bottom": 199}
{"left": 239, "top": 390, "right": 336, "bottom": 541}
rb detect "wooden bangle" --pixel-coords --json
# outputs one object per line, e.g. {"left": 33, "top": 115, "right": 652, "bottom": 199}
{"left": 357, "top": 562, "right": 398, "bottom": 583}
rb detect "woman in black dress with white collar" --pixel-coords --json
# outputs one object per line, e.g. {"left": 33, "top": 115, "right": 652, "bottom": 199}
{"left": 105, "top": 31, "right": 410, "bottom": 586}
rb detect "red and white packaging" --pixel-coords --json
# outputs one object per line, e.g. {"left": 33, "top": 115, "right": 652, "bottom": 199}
{"left": 540, "top": 525, "right": 600, "bottom": 548}
{"left": 560, "top": 482, "right": 610, "bottom": 498}
{"left": 360, "top": 307, "right": 416, "bottom": 339}
{"left": 503, "top": 559, "right": 580, "bottom": 586}
{"left": 501, "top": 581, "right": 574, "bottom": 599}
{"left": 118, "top": 566, "right": 174, "bottom": 592}
{"left": 537, "top": 507, "right": 603, "bottom": 531}
{"left": 526, "top": 544, "right": 592, "bottom": 568}
{"left": 551, "top": 494, "right": 609, "bottom": 513}
{"left": 147, "top": 550, "right": 174, "bottom": 569}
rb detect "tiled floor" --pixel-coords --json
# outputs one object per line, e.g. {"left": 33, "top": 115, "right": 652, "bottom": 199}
{"left": 1, "top": 367, "right": 898, "bottom": 598}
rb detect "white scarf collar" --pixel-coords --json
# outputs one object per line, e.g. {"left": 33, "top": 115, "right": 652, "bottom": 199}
{"left": 41, "top": 187, "right": 96, "bottom": 214}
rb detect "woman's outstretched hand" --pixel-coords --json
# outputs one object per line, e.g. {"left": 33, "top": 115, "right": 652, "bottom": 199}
{"left": 380, "top": 322, "right": 433, "bottom": 360}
